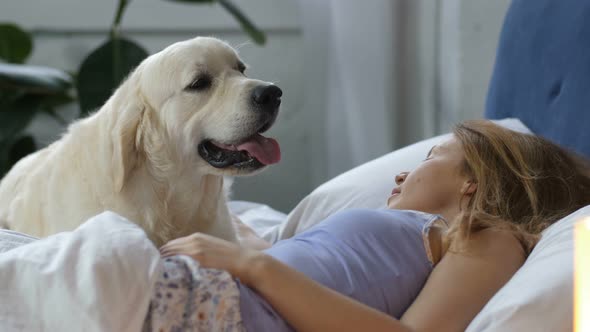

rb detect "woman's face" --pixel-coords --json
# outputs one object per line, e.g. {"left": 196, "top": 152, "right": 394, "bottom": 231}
{"left": 387, "top": 136, "right": 472, "bottom": 219}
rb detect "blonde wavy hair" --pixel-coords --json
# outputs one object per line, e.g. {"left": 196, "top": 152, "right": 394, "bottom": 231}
{"left": 447, "top": 120, "right": 590, "bottom": 255}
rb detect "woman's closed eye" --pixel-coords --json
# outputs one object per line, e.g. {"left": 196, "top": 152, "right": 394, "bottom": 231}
{"left": 423, "top": 146, "right": 436, "bottom": 161}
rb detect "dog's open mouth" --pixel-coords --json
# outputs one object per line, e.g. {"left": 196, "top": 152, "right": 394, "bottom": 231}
{"left": 198, "top": 134, "right": 281, "bottom": 169}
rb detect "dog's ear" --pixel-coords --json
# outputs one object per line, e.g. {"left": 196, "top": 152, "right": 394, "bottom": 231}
{"left": 111, "top": 72, "right": 146, "bottom": 193}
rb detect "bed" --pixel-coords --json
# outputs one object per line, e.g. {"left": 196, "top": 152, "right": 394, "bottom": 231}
{"left": 1, "top": 0, "right": 589, "bottom": 331}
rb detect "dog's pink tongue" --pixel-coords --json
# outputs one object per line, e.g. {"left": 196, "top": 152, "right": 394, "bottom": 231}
{"left": 237, "top": 134, "right": 281, "bottom": 165}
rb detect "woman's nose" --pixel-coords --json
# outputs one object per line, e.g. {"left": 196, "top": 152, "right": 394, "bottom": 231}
{"left": 395, "top": 172, "right": 408, "bottom": 185}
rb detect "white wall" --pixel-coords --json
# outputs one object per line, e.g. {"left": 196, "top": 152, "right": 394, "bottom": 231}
{"left": 437, "top": 0, "right": 511, "bottom": 132}
{"left": 393, "top": 0, "right": 440, "bottom": 146}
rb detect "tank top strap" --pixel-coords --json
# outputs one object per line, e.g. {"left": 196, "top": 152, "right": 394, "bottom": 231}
{"left": 420, "top": 213, "right": 448, "bottom": 266}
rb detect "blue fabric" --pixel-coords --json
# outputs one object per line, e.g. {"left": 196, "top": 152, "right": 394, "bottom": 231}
{"left": 485, "top": 0, "right": 590, "bottom": 158}
{"left": 237, "top": 209, "right": 435, "bottom": 331}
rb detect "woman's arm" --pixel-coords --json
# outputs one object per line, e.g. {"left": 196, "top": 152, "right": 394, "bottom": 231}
{"left": 160, "top": 233, "right": 412, "bottom": 332}
{"left": 401, "top": 228, "right": 526, "bottom": 332}
{"left": 243, "top": 253, "right": 413, "bottom": 332}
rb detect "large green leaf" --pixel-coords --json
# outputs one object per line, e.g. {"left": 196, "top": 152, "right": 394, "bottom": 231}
{"left": 41, "top": 92, "right": 75, "bottom": 109}
{"left": 218, "top": 0, "right": 266, "bottom": 45}
{"left": 0, "top": 140, "right": 12, "bottom": 178}
{"left": 9, "top": 135, "right": 36, "bottom": 166}
{"left": 76, "top": 37, "right": 148, "bottom": 117}
{"left": 0, "top": 89, "right": 26, "bottom": 107}
{"left": 0, "top": 135, "right": 37, "bottom": 178}
{"left": 0, "top": 63, "right": 72, "bottom": 94}
{"left": 0, "top": 23, "right": 33, "bottom": 64}
{"left": 0, "top": 95, "right": 43, "bottom": 142}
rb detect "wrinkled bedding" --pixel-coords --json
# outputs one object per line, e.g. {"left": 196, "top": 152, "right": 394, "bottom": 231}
{"left": 143, "top": 255, "right": 245, "bottom": 332}
{"left": 0, "top": 211, "right": 162, "bottom": 332}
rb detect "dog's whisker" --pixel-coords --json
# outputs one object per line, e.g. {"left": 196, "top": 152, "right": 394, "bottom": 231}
{"left": 234, "top": 41, "right": 253, "bottom": 51}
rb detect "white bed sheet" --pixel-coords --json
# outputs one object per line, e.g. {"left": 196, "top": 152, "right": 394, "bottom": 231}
{"left": 228, "top": 200, "right": 287, "bottom": 242}
{"left": 0, "top": 211, "right": 162, "bottom": 332}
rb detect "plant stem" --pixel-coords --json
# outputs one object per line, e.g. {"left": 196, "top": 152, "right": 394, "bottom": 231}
{"left": 218, "top": 0, "right": 266, "bottom": 45}
{"left": 110, "top": 0, "right": 131, "bottom": 39}
{"left": 110, "top": 0, "right": 130, "bottom": 88}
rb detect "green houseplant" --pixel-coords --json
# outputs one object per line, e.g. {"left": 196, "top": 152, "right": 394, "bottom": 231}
{"left": 0, "top": 0, "right": 265, "bottom": 177}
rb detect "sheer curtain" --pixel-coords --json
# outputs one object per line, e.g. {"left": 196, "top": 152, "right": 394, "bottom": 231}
{"left": 297, "top": 0, "right": 400, "bottom": 184}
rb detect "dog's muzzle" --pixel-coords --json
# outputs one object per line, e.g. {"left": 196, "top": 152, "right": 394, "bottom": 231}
{"left": 198, "top": 84, "right": 282, "bottom": 171}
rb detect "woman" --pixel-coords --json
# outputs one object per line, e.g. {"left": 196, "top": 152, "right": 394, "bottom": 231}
{"left": 149, "top": 120, "right": 590, "bottom": 332}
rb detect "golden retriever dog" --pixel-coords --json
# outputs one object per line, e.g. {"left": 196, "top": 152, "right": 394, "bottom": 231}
{"left": 0, "top": 37, "right": 282, "bottom": 247}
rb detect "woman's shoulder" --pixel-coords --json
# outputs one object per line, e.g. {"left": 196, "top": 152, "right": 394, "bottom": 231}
{"left": 453, "top": 227, "right": 526, "bottom": 262}
{"left": 401, "top": 227, "right": 527, "bottom": 332}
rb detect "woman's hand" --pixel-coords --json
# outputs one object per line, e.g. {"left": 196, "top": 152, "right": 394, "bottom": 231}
{"left": 159, "top": 233, "right": 267, "bottom": 284}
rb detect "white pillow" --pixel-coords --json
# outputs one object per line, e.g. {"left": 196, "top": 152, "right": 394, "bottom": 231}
{"left": 466, "top": 205, "right": 590, "bottom": 332}
{"left": 267, "top": 118, "right": 532, "bottom": 242}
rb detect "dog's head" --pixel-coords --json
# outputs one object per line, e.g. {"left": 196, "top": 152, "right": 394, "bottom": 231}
{"left": 112, "top": 37, "right": 282, "bottom": 188}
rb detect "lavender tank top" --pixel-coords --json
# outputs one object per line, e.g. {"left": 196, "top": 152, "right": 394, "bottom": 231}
{"left": 237, "top": 208, "right": 439, "bottom": 331}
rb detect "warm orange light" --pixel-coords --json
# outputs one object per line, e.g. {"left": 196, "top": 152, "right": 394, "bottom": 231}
{"left": 575, "top": 218, "right": 590, "bottom": 332}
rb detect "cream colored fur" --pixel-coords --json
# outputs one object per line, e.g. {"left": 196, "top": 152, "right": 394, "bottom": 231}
{"left": 0, "top": 37, "right": 275, "bottom": 247}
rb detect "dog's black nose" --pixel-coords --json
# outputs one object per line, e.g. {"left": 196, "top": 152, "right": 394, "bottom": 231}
{"left": 252, "top": 85, "right": 282, "bottom": 110}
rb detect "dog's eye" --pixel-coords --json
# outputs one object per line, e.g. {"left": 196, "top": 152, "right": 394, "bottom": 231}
{"left": 187, "top": 76, "right": 212, "bottom": 91}
{"left": 237, "top": 62, "right": 246, "bottom": 74}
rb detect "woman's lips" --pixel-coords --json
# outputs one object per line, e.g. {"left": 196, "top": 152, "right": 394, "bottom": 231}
{"left": 391, "top": 187, "right": 401, "bottom": 195}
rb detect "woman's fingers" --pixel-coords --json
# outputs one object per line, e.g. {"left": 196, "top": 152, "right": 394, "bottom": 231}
{"left": 159, "top": 232, "right": 224, "bottom": 259}
{"left": 157, "top": 232, "right": 251, "bottom": 265}
{"left": 159, "top": 239, "right": 193, "bottom": 257}
{"left": 157, "top": 232, "right": 267, "bottom": 280}
{"left": 160, "top": 233, "right": 199, "bottom": 250}
{"left": 159, "top": 247, "right": 176, "bottom": 257}
{"left": 159, "top": 248, "right": 179, "bottom": 257}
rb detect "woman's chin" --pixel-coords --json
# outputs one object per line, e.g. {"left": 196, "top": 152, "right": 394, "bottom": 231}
{"left": 386, "top": 194, "right": 401, "bottom": 209}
